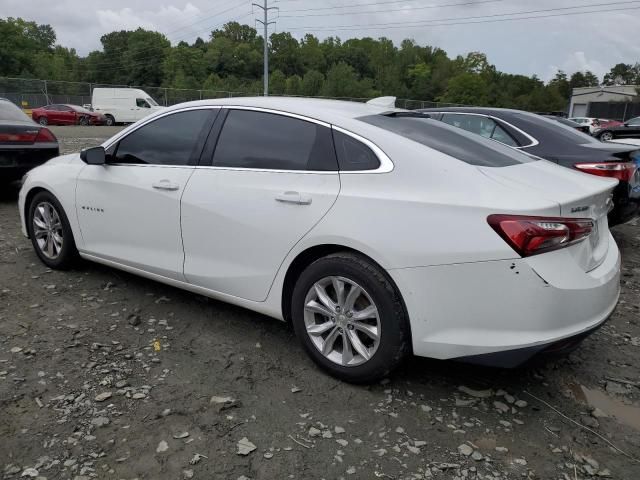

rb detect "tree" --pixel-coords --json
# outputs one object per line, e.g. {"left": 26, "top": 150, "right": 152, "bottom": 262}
{"left": 603, "top": 63, "right": 637, "bottom": 86}
{"left": 301, "top": 70, "right": 324, "bottom": 96}
{"left": 439, "top": 73, "right": 490, "bottom": 106}
{"left": 0, "top": 17, "right": 57, "bottom": 76}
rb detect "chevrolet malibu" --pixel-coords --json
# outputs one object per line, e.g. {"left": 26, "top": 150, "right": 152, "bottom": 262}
{"left": 18, "top": 97, "right": 621, "bottom": 382}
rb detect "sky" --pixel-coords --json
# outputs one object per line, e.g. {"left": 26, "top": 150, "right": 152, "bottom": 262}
{"left": 2, "top": 0, "right": 639, "bottom": 82}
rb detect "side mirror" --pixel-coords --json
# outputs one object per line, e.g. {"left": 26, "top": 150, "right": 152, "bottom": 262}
{"left": 80, "top": 146, "right": 106, "bottom": 165}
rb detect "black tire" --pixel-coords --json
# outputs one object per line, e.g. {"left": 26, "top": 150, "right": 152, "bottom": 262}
{"left": 105, "top": 115, "right": 115, "bottom": 126}
{"left": 291, "top": 252, "right": 410, "bottom": 383}
{"left": 79, "top": 116, "right": 89, "bottom": 125}
{"left": 598, "top": 130, "right": 613, "bottom": 142}
{"left": 38, "top": 116, "right": 48, "bottom": 126}
{"left": 27, "top": 191, "right": 78, "bottom": 270}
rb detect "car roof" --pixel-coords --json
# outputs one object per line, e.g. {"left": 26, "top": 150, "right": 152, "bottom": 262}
{"left": 163, "top": 96, "right": 405, "bottom": 126}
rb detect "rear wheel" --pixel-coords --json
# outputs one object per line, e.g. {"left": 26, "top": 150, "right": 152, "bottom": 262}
{"left": 27, "top": 191, "right": 78, "bottom": 270}
{"left": 599, "top": 131, "right": 613, "bottom": 141}
{"left": 105, "top": 115, "right": 115, "bottom": 126}
{"left": 38, "top": 116, "right": 48, "bottom": 126}
{"left": 291, "top": 252, "right": 410, "bottom": 383}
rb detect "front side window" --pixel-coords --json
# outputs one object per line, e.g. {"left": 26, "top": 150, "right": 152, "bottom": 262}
{"left": 627, "top": 117, "right": 640, "bottom": 126}
{"left": 136, "top": 98, "right": 151, "bottom": 108}
{"left": 213, "top": 110, "right": 338, "bottom": 171}
{"left": 113, "top": 109, "right": 211, "bottom": 166}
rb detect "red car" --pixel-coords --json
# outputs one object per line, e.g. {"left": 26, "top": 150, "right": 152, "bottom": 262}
{"left": 31, "top": 104, "right": 106, "bottom": 126}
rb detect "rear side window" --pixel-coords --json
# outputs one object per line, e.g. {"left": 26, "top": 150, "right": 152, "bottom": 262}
{"left": 359, "top": 114, "right": 535, "bottom": 167}
{"left": 113, "top": 109, "right": 211, "bottom": 166}
{"left": 213, "top": 110, "right": 338, "bottom": 171}
{"left": 441, "top": 113, "right": 518, "bottom": 147}
{"left": 332, "top": 130, "right": 380, "bottom": 171}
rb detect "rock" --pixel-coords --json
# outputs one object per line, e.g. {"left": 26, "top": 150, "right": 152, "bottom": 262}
{"left": 459, "top": 386, "right": 492, "bottom": 398}
{"left": 156, "top": 440, "right": 169, "bottom": 453}
{"left": 189, "top": 454, "right": 207, "bottom": 465}
{"left": 334, "top": 426, "right": 345, "bottom": 434}
{"left": 237, "top": 437, "right": 257, "bottom": 455}
{"left": 455, "top": 398, "right": 476, "bottom": 407}
{"left": 336, "top": 439, "right": 349, "bottom": 447}
{"left": 373, "top": 448, "right": 387, "bottom": 457}
{"left": 514, "top": 400, "right": 528, "bottom": 408}
{"left": 91, "top": 417, "right": 109, "bottom": 427}
{"left": 421, "top": 405, "right": 433, "bottom": 412}
{"left": 21, "top": 468, "right": 39, "bottom": 477}
{"left": 407, "top": 445, "right": 420, "bottom": 454}
{"left": 127, "top": 314, "right": 141, "bottom": 326}
{"left": 458, "top": 444, "right": 473, "bottom": 456}
{"left": 346, "top": 466, "right": 356, "bottom": 475}
{"left": 173, "top": 431, "right": 189, "bottom": 439}
{"left": 605, "top": 381, "right": 628, "bottom": 395}
{"left": 10, "top": 347, "right": 23, "bottom": 353}
{"left": 495, "top": 446, "right": 509, "bottom": 453}
{"left": 210, "top": 395, "right": 239, "bottom": 411}
{"left": 581, "top": 415, "right": 599, "bottom": 428}
{"left": 132, "top": 393, "right": 146, "bottom": 399}
{"left": 263, "top": 452, "right": 274, "bottom": 459}
{"left": 291, "top": 386, "right": 302, "bottom": 393}
{"left": 592, "top": 408, "right": 608, "bottom": 418}
{"left": 504, "top": 394, "right": 515, "bottom": 404}
{"left": 183, "top": 470, "right": 194, "bottom": 479}
{"left": 414, "top": 440, "right": 427, "bottom": 447}
{"left": 514, "top": 458, "right": 527, "bottom": 466}
{"left": 395, "top": 426, "right": 405, "bottom": 434}
{"left": 597, "top": 469, "right": 612, "bottom": 477}
{"left": 94, "top": 392, "right": 112, "bottom": 402}
{"left": 493, "top": 401, "right": 509, "bottom": 413}
{"left": 115, "top": 380, "right": 129, "bottom": 388}
{"left": 471, "top": 451, "right": 483, "bottom": 461}
{"left": 308, "top": 427, "right": 321, "bottom": 437}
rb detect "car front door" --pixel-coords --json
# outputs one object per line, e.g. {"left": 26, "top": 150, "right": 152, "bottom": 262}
{"left": 620, "top": 118, "right": 640, "bottom": 138}
{"left": 58, "top": 105, "right": 76, "bottom": 124}
{"left": 75, "top": 108, "right": 216, "bottom": 280}
{"left": 134, "top": 98, "right": 152, "bottom": 121}
{"left": 181, "top": 108, "right": 341, "bottom": 301}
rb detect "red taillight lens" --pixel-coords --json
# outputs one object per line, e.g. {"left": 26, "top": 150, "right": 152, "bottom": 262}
{"left": 35, "top": 127, "right": 57, "bottom": 143}
{"left": 0, "top": 131, "right": 38, "bottom": 143}
{"left": 487, "top": 214, "right": 594, "bottom": 257}
{"left": 574, "top": 162, "right": 636, "bottom": 182}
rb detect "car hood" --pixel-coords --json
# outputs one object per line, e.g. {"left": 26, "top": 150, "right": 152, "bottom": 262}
{"left": 46, "top": 153, "right": 81, "bottom": 165}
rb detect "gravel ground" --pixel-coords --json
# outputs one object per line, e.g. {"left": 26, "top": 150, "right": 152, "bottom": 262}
{"left": 1, "top": 126, "right": 640, "bottom": 480}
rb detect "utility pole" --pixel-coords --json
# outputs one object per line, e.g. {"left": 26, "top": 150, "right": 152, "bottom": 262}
{"left": 253, "top": 0, "right": 277, "bottom": 96}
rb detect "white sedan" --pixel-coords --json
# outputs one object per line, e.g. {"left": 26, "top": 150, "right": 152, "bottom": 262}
{"left": 18, "top": 97, "right": 621, "bottom": 382}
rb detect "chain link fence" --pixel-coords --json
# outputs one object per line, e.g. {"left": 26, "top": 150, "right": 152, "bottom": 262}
{"left": 0, "top": 76, "right": 462, "bottom": 111}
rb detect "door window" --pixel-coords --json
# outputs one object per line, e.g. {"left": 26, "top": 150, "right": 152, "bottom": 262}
{"left": 136, "top": 98, "right": 151, "bottom": 108}
{"left": 112, "top": 109, "right": 211, "bottom": 166}
{"left": 212, "top": 110, "right": 338, "bottom": 171}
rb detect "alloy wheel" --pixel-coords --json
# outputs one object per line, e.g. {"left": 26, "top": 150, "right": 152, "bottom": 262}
{"left": 32, "top": 201, "right": 64, "bottom": 259}
{"left": 600, "top": 132, "right": 613, "bottom": 141}
{"left": 303, "top": 276, "right": 381, "bottom": 366}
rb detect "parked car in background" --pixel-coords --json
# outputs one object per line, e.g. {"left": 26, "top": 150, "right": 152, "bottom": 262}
{"left": 544, "top": 115, "right": 590, "bottom": 134}
{"left": 419, "top": 107, "right": 640, "bottom": 225}
{"left": 31, "top": 104, "right": 106, "bottom": 126}
{"left": 594, "top": 116, "right": 640, "bottom": 141}
{"left": 0, "top": 98, "right": 59, "bottom": 185}
{"left": 91, "top": 88, "right": 163, "bottom": 126}
{"left": 569, "top": 117, "right": 600, "bottom": 134}
{"left": 19, "top": 97, "right": 621, "bottom": 382}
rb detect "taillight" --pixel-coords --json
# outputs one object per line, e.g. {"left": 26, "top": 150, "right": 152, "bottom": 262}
{"left": 574, "top": 162, "right": 636, "bottom": 182}
{"left": 487, "top": 214, "right": 593, "bottom": 257}
{"left": 35, "top": 127, "right": 57, "bottom": 143}
{"left": 0, "top": 131, "right": 38, "bottom": 142}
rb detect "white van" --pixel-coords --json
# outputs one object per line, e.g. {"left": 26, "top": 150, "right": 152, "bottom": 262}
{"left": 91, "top": 88, "right": 164, "bottom": 125}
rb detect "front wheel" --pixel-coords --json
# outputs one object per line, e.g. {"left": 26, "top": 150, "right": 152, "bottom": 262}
{"left": 291, "top": 252, "right": 410, "bottom": 383}
{"left": 79, "top": 116, "right": 89, "bottom": 125}
{"left": 599, "top": 131, "right": 614, "bottom": 141}
{"left": 27, "top": 191, "right": 78, "bottom": 269}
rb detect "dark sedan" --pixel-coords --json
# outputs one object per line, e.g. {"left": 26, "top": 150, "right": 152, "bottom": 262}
{"left": 419, "top": 107, "right": 640, "bottom": 225}
{"left": 595, "top": 116, "right": 640, "bottom": 141}
{"left": 0, "top": 99, "right": 59, "bottom": 185}
{"left": 543, "top": 115, "right": 591, "bottom": 134}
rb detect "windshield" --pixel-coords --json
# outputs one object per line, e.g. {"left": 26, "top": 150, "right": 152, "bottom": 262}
{"left": 146, "top": 97, "right": 159, "bottom": 107}
{"left": 0, "top": 100, "right": 30, "bottom": 122}
{"left": 359, "top": 114, "right": 536, "bottom": 167}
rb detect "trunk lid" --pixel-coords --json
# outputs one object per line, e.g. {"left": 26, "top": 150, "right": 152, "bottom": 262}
{"left": 478, "top": 160, "right": 617, "bottom": 272}
{"left": 0, "top": 121, "right": 41, "bottom": 145}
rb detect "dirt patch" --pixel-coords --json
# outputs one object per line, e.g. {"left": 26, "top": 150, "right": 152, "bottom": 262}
{"left": 1, "top": 127, "right": 639, "bottom": 479}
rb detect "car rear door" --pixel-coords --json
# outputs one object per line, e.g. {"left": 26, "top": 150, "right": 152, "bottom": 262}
{"left": 75, "top": 108, "right": 216, "bottom": 280}
{"left": 181, "top": 108, "right": 341, "bottom": 302}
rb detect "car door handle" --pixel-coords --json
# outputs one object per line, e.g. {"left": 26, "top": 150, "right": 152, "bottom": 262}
{"left": 275, "top": 191, "right": 312, "bottom": 205}
{"left": 152, "top": 181, "right": 180, "bottom": 191}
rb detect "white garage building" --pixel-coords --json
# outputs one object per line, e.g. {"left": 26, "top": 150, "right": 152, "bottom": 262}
{"left": 569, "top": 85, "right": 638, "bottom": 119}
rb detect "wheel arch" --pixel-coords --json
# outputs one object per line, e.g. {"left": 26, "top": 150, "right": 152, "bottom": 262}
{"left": 24, "top": 186, "right": 50, "bottom": 235}
{"left": 280, "top": 244, "right": 411, "bottom": 343}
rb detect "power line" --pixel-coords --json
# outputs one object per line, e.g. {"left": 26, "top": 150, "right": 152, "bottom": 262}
{"left": 279, "top": 0, "right": 511, "bottom": 17}
{"left": 279, "top": 1, "right": 640, "bottom": 31}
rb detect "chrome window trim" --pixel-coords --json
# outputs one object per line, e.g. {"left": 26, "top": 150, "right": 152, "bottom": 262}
{"left": 103, "top": 104, "right": 394, "bottom": 174}
{"left": 432, "top": 112, "right": 540, "bottom": 149}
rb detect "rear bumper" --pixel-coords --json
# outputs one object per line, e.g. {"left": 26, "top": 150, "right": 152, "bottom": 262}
{"left": 609, "top": 181, "right": 640, "bottom": 226}
{"left": 388, "top": 233, "right": 621, "bottom": 362}
{"left": 0, "top": 146, "right": 59, "bottom": 182}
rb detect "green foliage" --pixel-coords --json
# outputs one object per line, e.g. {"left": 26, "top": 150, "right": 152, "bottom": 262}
{"left": 3, "top": 15, "right": 637, "bottom": 112}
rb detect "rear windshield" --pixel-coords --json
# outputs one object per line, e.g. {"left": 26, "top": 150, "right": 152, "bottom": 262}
{"left": 512, "top": 112, "right": 600, "bottom": 145}
{"left": 0, "top": 100, "right": 29, "bottom": 122}
{"left": 358, "top": 114, "right": 536, "bottom": 167}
